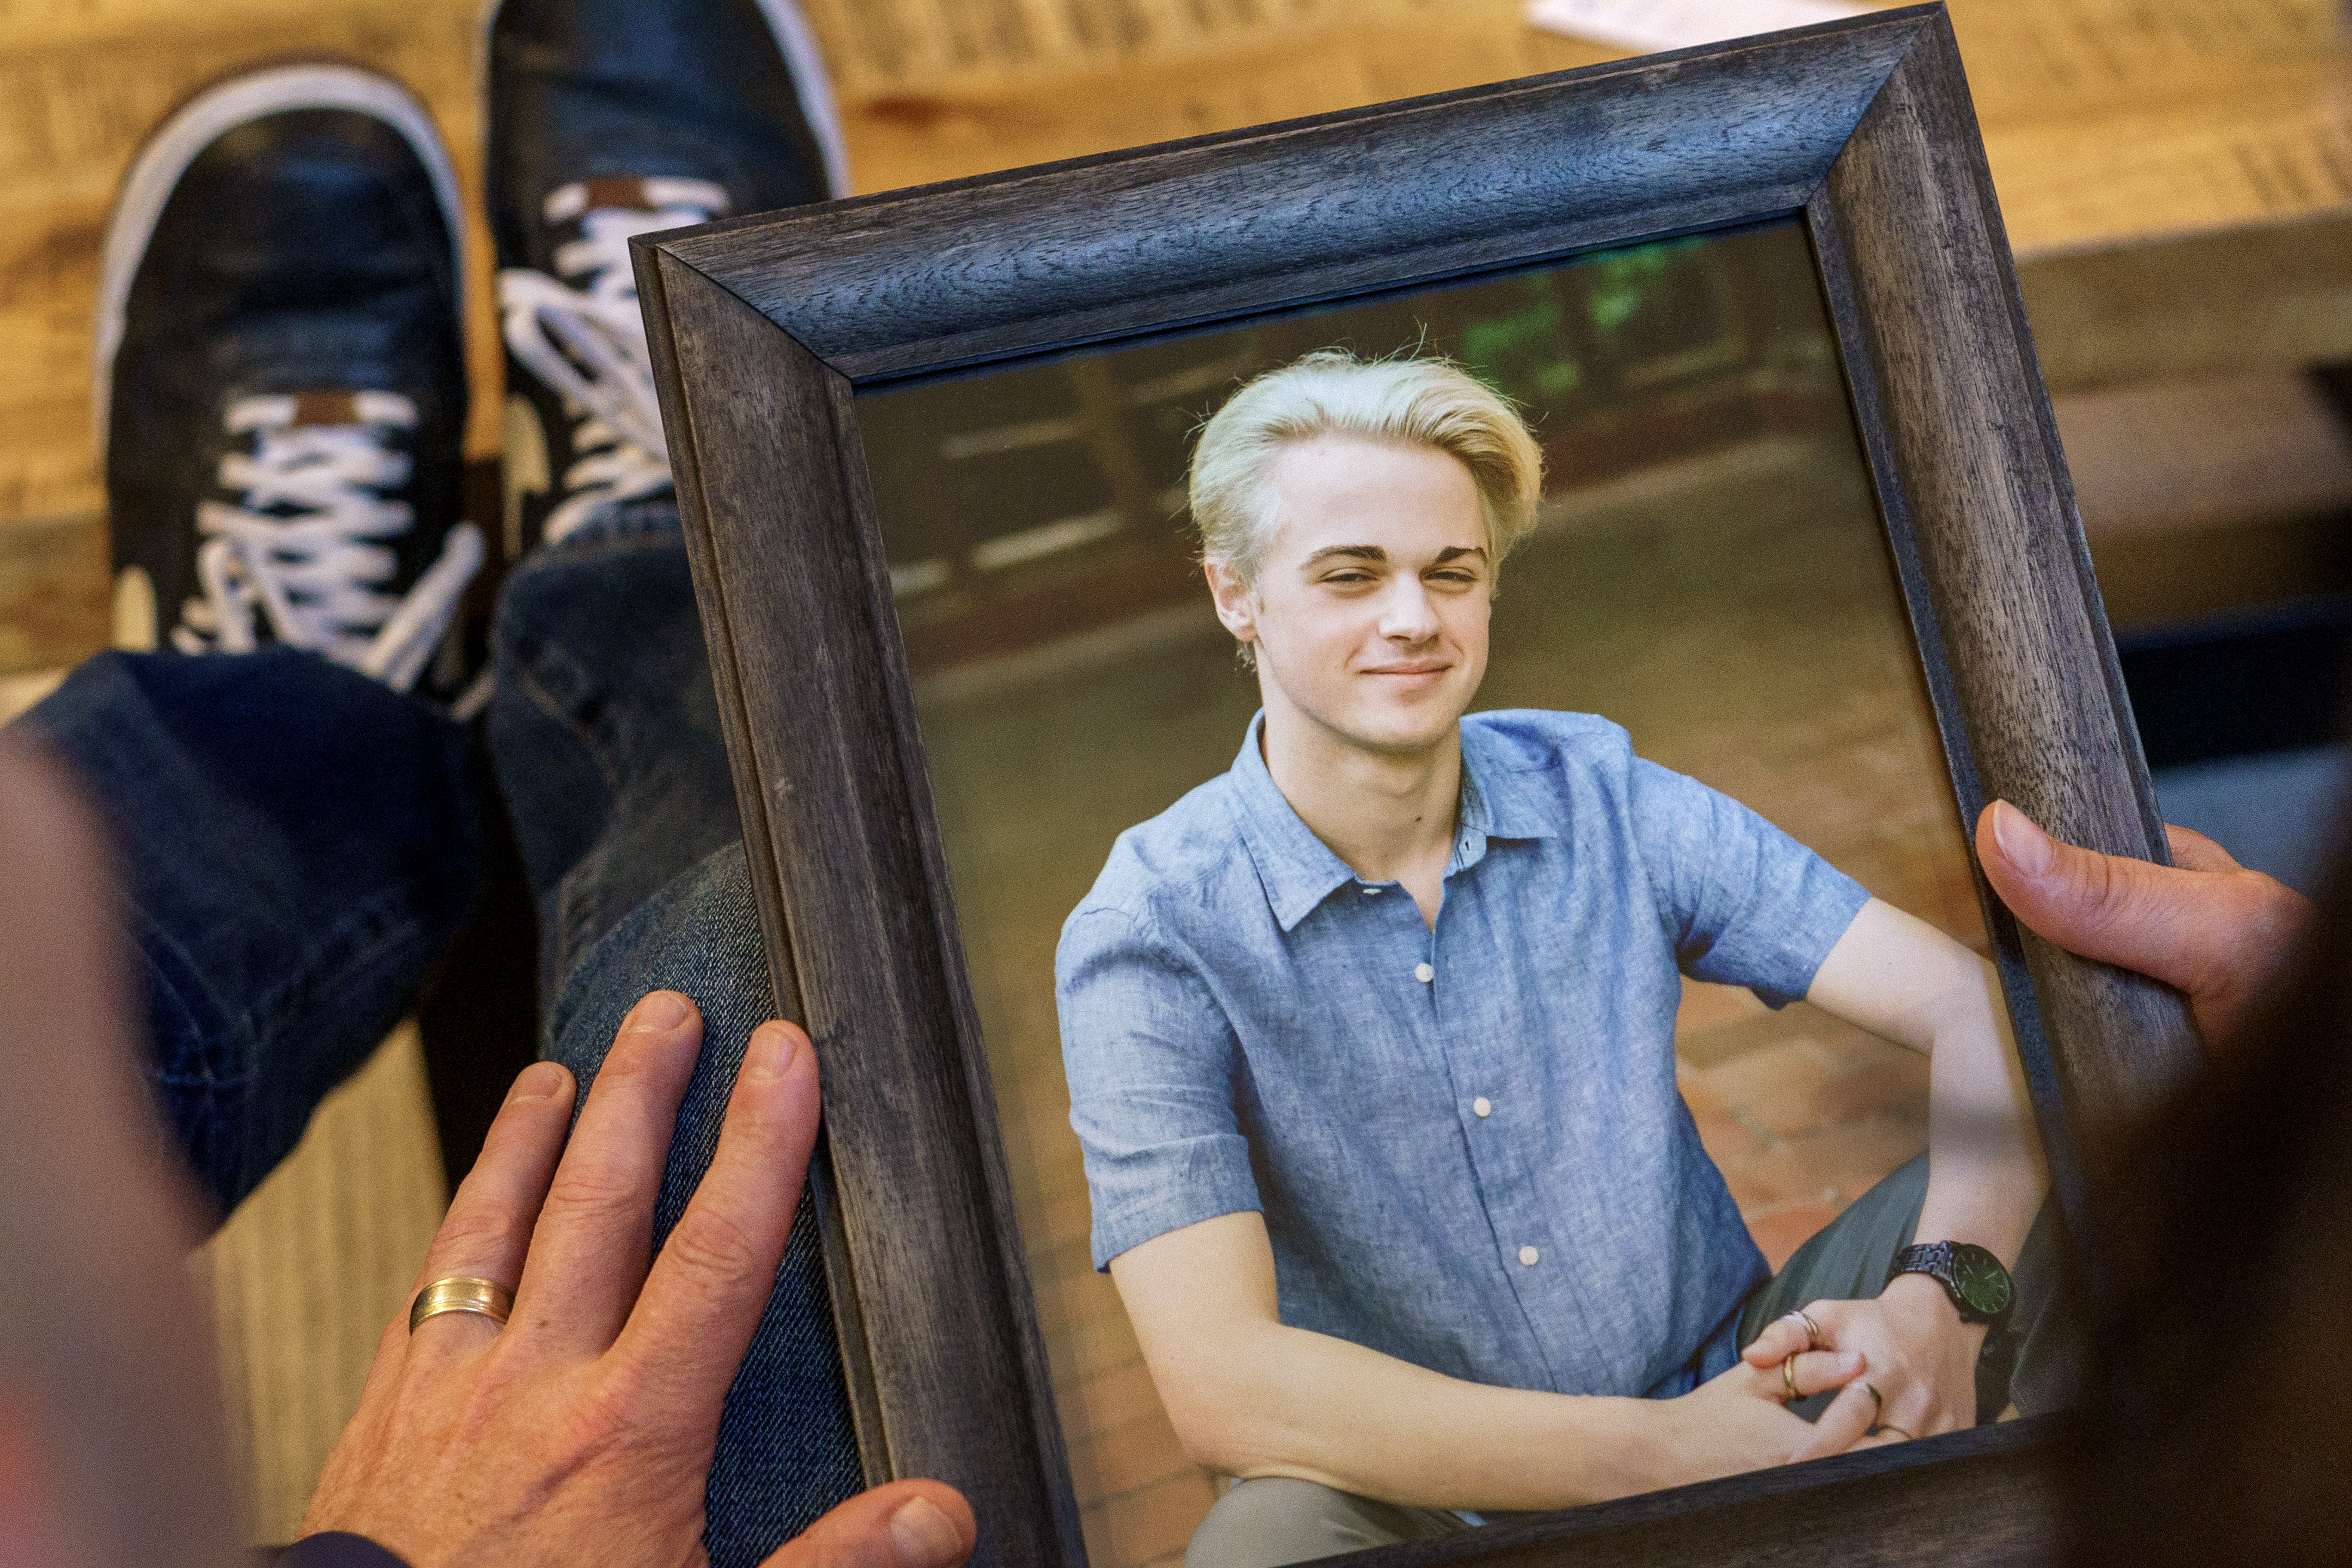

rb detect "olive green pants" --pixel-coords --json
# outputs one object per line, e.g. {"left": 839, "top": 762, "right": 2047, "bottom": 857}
{"left": 1181, "top": 1154, "right": 2077, "bottom": 1568}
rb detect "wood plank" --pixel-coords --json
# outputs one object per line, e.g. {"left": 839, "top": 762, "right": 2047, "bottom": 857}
{"left": 0, "top": 513, "right": 106, "bottom": 674}
{"left": 8, "top": 0, "right": 2352, "bottom": 678}
{"left": 192, "top": 1021, "right": 446, "bottom": 1548}
{"left": 799, "top": 0, "right": 1472, "bottom": 102}
{"left": 2020, "top": 210, "right": 2352, "bottom": 393}
{"left": 833, "top": 1, "right": 1612, "bottom": 193}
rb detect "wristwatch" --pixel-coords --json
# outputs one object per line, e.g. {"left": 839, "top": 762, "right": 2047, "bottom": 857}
{"left": 1885, "top": 1241, "right": 2014, "bottom": 1326}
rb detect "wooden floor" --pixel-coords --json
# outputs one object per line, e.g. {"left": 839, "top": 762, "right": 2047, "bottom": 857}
{"left": 192, "top": 1025, "right": 446, "bottom": 1547}
{"left": 4, "top": 0, "right": 2351, "bottom": 1561}
{"left": 4, "top": 0, "right": 2351, "bottom": 684}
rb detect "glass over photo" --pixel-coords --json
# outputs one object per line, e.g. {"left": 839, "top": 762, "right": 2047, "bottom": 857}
{"left": 855, "top": 218, "right": 2063, "bottom": 1568}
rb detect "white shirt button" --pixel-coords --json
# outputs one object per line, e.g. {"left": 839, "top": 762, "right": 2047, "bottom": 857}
{"left": 1414, "top": 962, "right": 1434, "bottom": 983}
{"left": 1518, "top": 1245, "right": 1540, "bottom": 1267}
{"left": 1472, "top": 1097, "right": 1492, "bottom": 1118}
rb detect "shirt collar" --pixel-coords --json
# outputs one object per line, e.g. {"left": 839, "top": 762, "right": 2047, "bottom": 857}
{"left": 1227, "top": 713, "right": 1360, "bottom": 932}
{"left": 1225, "top": 713, "right": 1556, "bottom": 932}
{"left": 1457, "top": 717, "right": 1557, "bottom": 844}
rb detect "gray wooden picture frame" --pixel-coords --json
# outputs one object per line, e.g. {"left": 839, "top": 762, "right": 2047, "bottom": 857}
{"left": 632, "top": 8, "right": 2197, "bottom": 1566}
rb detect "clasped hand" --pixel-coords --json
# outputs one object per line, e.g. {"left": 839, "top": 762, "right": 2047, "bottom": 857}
{"left": 1735, "top": 1273, "right": 1982, "bottom": 1459}
{"left": 1660, "top": 1276, "right": 1971, "bottom": 1490}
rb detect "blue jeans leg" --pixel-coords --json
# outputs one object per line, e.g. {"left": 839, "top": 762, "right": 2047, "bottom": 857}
{"left": 486, "top": 499, "right": 863, "bottom": 1568}
{"left": 11, "top": 646, "right": 481, "bottom": 1216}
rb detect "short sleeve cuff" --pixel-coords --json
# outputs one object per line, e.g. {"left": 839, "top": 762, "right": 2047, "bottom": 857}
{"left": 1090, "top": 1156, "right": 1263, "bottom": 1271}
{"left": 1743, "top": 866, "right": 1872, "bottom": 1008}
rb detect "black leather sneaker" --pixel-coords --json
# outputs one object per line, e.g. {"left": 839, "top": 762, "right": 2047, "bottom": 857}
{"left": 485, "top": 0, "right": 846, "bottom": 553}
{"left": 97, "top": 64, "right": 481, "bottom": 695}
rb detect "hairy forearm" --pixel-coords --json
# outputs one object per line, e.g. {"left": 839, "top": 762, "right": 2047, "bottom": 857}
{"left": 1160, "top": 1317, "right": 1673, "bottom": 1513}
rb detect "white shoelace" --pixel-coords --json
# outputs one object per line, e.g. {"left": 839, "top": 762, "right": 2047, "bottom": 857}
{"left": 182, "top": 391, "right": 484, "bottom": 694}
{"left": 498, "top": 177, "right": 731, "bottom": 544}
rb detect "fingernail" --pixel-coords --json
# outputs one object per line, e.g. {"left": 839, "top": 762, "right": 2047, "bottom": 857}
{"left": 507, "top": 1061, "right": 569, "bottom": 1104}
{"left": 888, "top": 1496, "right": 963, "bottom": 1568}
{"left": 746, "top": 1022, "right": 803, "bottom": 1082}
{"left": 1990, "top": 800, "right": 2054, "bottom": 877}
{"left": 630, "top": 991, "right": 691, "bottom": 1033}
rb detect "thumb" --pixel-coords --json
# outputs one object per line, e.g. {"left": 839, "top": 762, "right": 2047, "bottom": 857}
{"left": 760, "top": 1483, "right": 975, "bottom": 1568}
{"left": 1974, "top": 800, "right": 2216, "bottom": 992}
{"left": 1984, "top": 804, "right": 2277, "bottom": 1001}
{"left": 1977, "top": 801, "right": 2314, "bottom": 1049}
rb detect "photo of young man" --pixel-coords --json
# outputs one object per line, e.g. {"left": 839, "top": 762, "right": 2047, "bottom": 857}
{"left": 1054, "top": 350, "right": 2064, "bottom": 1568}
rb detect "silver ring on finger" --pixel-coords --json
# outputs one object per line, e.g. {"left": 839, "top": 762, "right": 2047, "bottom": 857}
{"left": 1875, "top": 1422, "right": 1915, "bottom": 1441}
{"left": 409, "top": 1276, "right": 514, "bottom": 1334}
{"left": 1781, "top": 1309, "right": 1821, "bottom": 1351}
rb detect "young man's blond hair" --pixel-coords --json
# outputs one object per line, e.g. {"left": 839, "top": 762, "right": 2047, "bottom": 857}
{"left": 1188, "top": 350, "right": 1545, "bottom": 590}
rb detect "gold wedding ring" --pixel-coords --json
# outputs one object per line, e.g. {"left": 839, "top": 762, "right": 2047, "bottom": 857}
{"left": 409, "top": 1276, "right": 514, "bottom": 1334}
{"left": 1781, "top": 1352, "right": 1800, "bottom": 1402}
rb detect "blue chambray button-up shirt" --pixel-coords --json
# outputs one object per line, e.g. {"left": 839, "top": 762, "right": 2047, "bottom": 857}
{"left": 1055, "top": 709, "right": 1871, "bottom": 1399}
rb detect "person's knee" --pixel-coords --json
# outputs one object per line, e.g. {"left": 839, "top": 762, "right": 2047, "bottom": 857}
{"left": 1184, "top": 1478, "right": 1446, "bottom": 1568}
{"left": 1187, "top": 1480, "right": 1349, "bottom": 1568}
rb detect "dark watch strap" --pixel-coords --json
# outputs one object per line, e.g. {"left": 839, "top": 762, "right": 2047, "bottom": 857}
{"left": 1886, "top": 1239, "right": 2014, "bottom": 1325}
{"left": 278, "top": 1533, "right": 411, "bottom": 1568}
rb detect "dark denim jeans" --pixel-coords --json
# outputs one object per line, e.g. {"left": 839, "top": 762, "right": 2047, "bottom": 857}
{"left": 16, "top": 501, "right": 862, "bottom": 1568}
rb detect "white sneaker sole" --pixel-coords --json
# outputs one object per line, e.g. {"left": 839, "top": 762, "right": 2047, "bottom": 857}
{"left": 474, "top": 0, "right": 855, "bottom": 202}
{"left": 91, "top": 63, "right": 468, "bottom": 465}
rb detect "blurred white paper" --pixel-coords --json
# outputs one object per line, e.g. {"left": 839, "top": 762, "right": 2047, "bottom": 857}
{"left": 1526, "top": 0, "right": 1867, "bottom": 52}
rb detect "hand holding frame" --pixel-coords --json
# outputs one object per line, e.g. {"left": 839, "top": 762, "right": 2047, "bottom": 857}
{"left": 301, "top": 991, "right": 976, "bottom": 1568}
{"left": 1976, "top": 800, "right": 2310, "bottom": 1051}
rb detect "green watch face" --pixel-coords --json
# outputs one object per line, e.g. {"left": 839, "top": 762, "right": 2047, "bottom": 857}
{"left": 1948, "top": 1243, "right": 2014, "bottom": 1319}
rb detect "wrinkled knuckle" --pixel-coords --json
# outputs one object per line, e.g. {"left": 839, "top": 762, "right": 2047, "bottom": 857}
{"left": 592, "top": 1356, "right": 668, "bottom": 1429}
{"left": 429, "top": 1206, "right": 529, "bottom": 1267}
{"left": 662, "top": 1208, "right": 768, "bottom": 1285}
{"left": 592, "top": 1043, "right": 664, "bottom": 1083}
{"left": 433, "top": 1365, "right": 519, "bottom": 1451}
{"left": 2071, "top": 852, "right": 2133, "bottom": 926}
{"left": 2245, "top": 874, "right": 2314, "bottom": 944}
{"left": 568, "top": 1374, "right": 642, "bottom": 1441}
{"left": 526, "top": 1413, "right": 611, "bottom": 1481}
{"left": 542, "top": 1168, "right": 646, "bottom": 1227}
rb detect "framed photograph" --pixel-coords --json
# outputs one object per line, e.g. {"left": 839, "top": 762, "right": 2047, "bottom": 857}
{"left": 634, "top": 8, "right": 2198, "bottom": 1568}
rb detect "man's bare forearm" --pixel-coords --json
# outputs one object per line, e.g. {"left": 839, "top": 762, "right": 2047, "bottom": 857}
{"left": 1913, "top": 954, "right": 2045, "bottom": 1267}
{"left": 1110, "top": 1211, "right": 1836, "bottom": 1513}
{"left": 1168, "top": 1313, "right": 1662, "bottom": 1511}
{"left": 1806, "top": 901, "right": 2045, "bottom": 1265}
